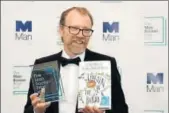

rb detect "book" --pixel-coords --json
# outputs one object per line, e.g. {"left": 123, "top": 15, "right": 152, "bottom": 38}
{"left": 31, "top": 60, "right": 65, "bottom": 102}
{"left": 78, "top": 61, "right": 111, "bottom": 110}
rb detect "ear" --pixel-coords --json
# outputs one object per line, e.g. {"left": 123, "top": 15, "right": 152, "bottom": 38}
{"left": 58, "top": 25, "right": 63, "bottom": 37}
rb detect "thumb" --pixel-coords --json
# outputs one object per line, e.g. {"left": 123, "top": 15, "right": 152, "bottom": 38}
{"left": 39, "top": 87, "right": 45, "bottom": 102}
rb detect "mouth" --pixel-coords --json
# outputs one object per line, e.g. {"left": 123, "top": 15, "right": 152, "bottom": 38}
{"left": 75, "top": 40, "right": 84, "bottom": 44}
{"left": 74, "top": 40, "right": 85, "bottom": 45}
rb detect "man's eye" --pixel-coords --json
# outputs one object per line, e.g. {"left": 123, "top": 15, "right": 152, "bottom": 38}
{"left": 70, "top": 27, "right": 79, "bottom": 30}
{"left": 84, "top": 29, "right": 91, "bottom": 32}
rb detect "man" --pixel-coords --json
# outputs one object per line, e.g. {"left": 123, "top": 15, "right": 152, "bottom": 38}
{"left": 24, "top": 7, "right": 128, "bottom": 113}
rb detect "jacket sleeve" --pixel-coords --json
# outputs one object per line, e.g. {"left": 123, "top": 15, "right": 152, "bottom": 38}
{"left": 23, "top": 76, "right": 35, "bottom": 113}
{"left": 23, "top": 60, "right": 38, "bottom": 113}
{"left": 106, "top": 58, "right": 128, "bottom": 113}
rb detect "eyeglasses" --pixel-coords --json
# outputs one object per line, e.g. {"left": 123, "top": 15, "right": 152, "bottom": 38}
{"left": 62, "top": 24, "right": 94, "bottom": 37}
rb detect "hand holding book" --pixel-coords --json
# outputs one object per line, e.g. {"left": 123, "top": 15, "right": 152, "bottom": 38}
{"left": 31, "top": 60, "right": 65, "bottom": 102}
{"left": 78, "top": 61, "right": 111, "bottom": 110}
{"left": 80, "top": 106, "right": 105, "bottom": 113}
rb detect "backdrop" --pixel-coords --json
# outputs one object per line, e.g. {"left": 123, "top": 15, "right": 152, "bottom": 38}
{"left": 1, "top": 1, "right": 168, "bottom": 113}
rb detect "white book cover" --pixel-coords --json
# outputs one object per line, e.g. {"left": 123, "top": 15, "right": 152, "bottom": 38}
{"left": 78, "top": 61, "right": 111, "bottom": 110}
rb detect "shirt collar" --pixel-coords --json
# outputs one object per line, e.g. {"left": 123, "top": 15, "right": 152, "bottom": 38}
{"left": 61, "top": 49, "right": 85, "bottom": 61}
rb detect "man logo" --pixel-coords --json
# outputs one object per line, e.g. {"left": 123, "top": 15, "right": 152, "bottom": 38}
{"left": 15, "top": 20, "right": 32, "bottom": 40}
{"left": 16, "top": 21, "right": 32, "bottom": 32}
{"left": 103, "top": 22, "right": 119, "bottom": 33}
{"left": 147, "top": 73, "right": 163, "bottom": 84}
{"left": 146, "top": 72, "right": 164, "bottom": 92}
{"left": 102, "top": 22, "right": 119, "bottom": 42}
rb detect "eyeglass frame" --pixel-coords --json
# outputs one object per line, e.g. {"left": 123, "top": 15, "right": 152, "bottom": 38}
{"left": 61, "top": 24, "right": 94, "bottom": 37}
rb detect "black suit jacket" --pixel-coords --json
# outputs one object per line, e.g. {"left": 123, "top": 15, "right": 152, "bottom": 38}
{"left": 24, "top": 49, "right": 128, "bottom": 113}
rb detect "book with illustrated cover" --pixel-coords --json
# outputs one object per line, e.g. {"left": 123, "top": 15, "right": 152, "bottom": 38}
{"left": 31, "top": 60, "right": 65, "bottom": 102}
{"left": 78, "top": 61, "right": 111, "bottom": 110}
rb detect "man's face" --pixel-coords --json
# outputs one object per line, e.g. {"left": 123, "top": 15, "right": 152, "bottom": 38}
{"left": 59, "top": 10, "right": 93, "bottom": 57}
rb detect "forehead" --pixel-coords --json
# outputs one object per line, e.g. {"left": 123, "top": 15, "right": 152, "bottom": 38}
{"left": 65, "top": 10, "right": 92, "bottom": 28}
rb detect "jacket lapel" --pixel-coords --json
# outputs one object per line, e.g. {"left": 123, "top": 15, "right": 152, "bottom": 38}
{"left": 57, "top": 49, "right": 94, "bottom": 113}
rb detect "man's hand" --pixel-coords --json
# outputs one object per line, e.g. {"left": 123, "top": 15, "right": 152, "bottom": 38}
{"left": 30, "top": 88, "right": 51, "bottom": 113}
{"left": 81, "top": 106, "right": 105, "bottom": 113}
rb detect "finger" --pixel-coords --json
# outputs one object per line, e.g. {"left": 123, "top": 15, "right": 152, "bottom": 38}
{"left": 78, "top": 109, "right": 83, "bottom": 112}
{"left": 88, "top": 106, "right": 95, "bottom": 113}
{"left": 93, "top": 106, "right": 104, "bottom": 113}
{"left": 32, "top": 97, "right": 41, "bottom": 107}
{"left": 84, "top": 106, "right": 94, "bottom": 113}
{"left": 34, "top": 101, "right": 51, "bottom": 110}
{"left": 82, "top": 108, "right": 90, "bottom": 113}
{"left": 30, "top": 93, "right": 39, "bottom": 101}
{"left": 80, "top": 109, "right": 85, "bottom": 113}
{"left": 34, "top": 102, "right": 46, "bottom": 111}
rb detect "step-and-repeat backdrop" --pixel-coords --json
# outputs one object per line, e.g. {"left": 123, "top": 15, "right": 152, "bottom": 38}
{"left": 1, "top": 1, "right": 168, "bottom": 113}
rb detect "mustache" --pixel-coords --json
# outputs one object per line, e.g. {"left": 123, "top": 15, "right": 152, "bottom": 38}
{"left": 72, "top": 40, "right": 85, "bottom": 44}
{"left": 72, "top": 37, "right": 86, "bottom": 44}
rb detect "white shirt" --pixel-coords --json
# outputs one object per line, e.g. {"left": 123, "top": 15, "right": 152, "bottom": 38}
{"left": 59, "top": 50, "right": 85, "bottom": 113}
